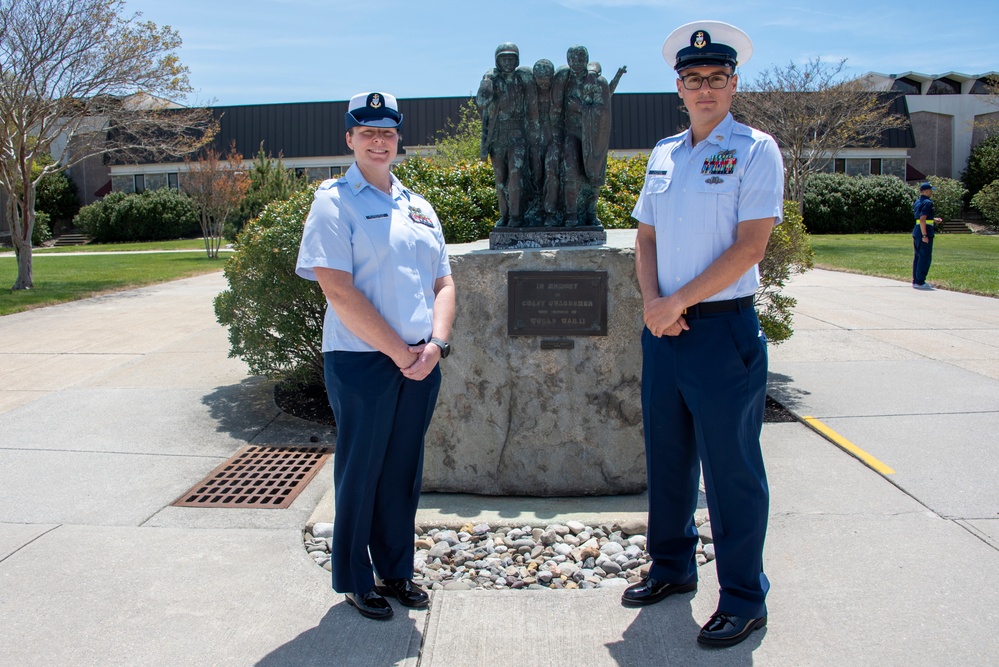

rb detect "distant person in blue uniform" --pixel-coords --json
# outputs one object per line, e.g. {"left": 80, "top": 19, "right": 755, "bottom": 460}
{"left": 623, "top": 21, "right": 784, "bottom": 649}
{"left": 296, "top": 91, "right": 455, "bottom": 621}
{"left": 912, "top": 182, "right": 941, "bottom": 290}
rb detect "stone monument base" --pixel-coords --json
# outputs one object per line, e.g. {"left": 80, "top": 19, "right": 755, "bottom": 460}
{"left": 489, "top": 226, "right": 607, "bottom": 250}
{"left": 423, "top": 229, "right": 646, "bottom": 496}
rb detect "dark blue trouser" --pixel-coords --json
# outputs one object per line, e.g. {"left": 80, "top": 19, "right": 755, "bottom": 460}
{"left": 912, "top": 224, "right": 935, "bottom": 285}
{"left": 324, "top": 351, "right": 441, "bottom": 594}
{"left": 641, "top": 306, "right": 770, "bottom": 618}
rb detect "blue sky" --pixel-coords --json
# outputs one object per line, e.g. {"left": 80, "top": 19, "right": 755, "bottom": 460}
{"left": 124, "top": 0, "right": 998, "bottom": 107}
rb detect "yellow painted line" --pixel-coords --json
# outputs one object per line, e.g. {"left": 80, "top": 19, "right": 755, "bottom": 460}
{"left": 801, "top": 416, "right": 896, "bottom": 475}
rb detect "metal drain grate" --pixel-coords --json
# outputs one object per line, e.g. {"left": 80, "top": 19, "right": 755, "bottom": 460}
{"left": 172, "top": 445, "right": 332, "bottom": 509}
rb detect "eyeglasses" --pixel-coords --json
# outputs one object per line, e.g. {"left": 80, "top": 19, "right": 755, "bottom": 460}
{"left": 680, "top": 73, "right": 734, "bottom": 90}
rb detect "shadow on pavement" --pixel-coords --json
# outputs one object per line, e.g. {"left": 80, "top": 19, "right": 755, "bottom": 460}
{"left": 606, "top": 598, "right": 762, "bottom": 666}
{"left": 767, "top": 372, "right": 811, "bottom": 416}
{"left": 201, "top": 376, "right": 280, "bottom": 440}
{"left": 255, "top": 603, "right": 422, "bottom": 667}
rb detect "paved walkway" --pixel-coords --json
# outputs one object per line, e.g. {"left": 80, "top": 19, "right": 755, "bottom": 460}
{"left": 1, "top": 262, "right": 997, "bottom": 666}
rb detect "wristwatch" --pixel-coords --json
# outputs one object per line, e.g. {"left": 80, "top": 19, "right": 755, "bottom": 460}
{"left": 429, "top": 337, "right": 451, "bottom": 359}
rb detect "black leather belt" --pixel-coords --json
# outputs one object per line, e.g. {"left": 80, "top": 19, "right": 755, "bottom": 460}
{"left": 682, "top": 295, "right": 754, "bottom": 319}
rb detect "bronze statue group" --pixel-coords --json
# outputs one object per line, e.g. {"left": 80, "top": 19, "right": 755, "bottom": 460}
{"left": 477, "top": 43, "right": 626, "bottom": 229}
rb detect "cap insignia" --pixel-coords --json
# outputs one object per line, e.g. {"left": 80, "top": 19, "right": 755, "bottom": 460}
{"left": 693, "top": 31, "right": 708, "bottom": 49}
{"left": 370, "top": 94, "right": 382, "bottom": 109}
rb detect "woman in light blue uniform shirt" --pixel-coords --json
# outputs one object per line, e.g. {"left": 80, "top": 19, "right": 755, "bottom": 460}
{"left": 296, "top": 92, "right": 455, "bottom": 621}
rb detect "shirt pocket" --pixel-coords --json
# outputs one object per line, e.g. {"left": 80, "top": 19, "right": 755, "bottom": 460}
{"left": 692, "top": 176, "right": 738, "bottom": 234}
{"left": 644, "top": 175, "right": 671, "bottom": 196}
{"left": 643, "top": 176, "right": 672, "bottom": 223}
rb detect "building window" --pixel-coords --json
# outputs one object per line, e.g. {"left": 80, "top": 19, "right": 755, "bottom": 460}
{"left": 168, "top": 173, "right": 179, "bottom": 190}
{"left": 928, "top": 78, "right": 960, "bottom": 95}
{"left": 891, "top": 77, "right": 921, "bottom": 95}
{"left": 971, "top": 78, "right": 996, "bottom": 95}
{"left": 834, "top": 159, "right": 846, "bottom": 173}
{"left": 295, "top": 167, "right": 306, "bottom": 178}
{"left": 134, "top": 174, "right": 145, "bottom": 193}
{"left": 870, "top": 159, "right": 882, "bottom": 175}
{"left": 330, "top": 166, "right": 343, "bottom": 177}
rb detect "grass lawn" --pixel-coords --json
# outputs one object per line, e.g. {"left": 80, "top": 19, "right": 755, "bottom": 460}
{"left": 0, "top": 251, "right": 227, "bottom": 316}
{"left": 31, "top": 238, "right": 214, "bottom": 253}
{"left": 809, "top": 233, "right": 999, "bottom": 298}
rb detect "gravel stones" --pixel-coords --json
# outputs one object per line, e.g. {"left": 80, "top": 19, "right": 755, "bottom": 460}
{"left": 304, "top": 512, "right": 714, "bottom": 591}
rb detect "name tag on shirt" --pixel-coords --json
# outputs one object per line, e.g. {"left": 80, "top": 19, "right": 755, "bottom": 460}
{"left": 365, "top": 213, "right": 389, "bottom": 220}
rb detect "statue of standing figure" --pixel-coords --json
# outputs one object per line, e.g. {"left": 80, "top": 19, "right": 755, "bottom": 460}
{"left": 477, "top": 43, "right": 536, "bottom": 228}
{"left": 479, "top": 43, "right": 623, "bottom": 229}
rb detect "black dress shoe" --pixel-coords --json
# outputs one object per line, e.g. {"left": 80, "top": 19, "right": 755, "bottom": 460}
{"left": 344, "top": 587, "right": 393, "bottom": 620}
{"left": 620, "top": 576, "right": 697, "bottom": 607}
{"left": 697, "top": 611, "right": 767, "bottom": 647}
{"left": 377, "top": 578, "right": 430, "bottom": 608}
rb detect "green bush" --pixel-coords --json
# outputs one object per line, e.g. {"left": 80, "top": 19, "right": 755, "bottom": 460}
{"left": 598, "top": 155, "right": 648, "bottom": 229}
{"left": 962, "top": 134, "right": 999, "bottom": 203}
{"left": 926, "top": 176, "right": 967, "bottom": 223}
{"left": 31, "top": 211, "right": 53, "bottom": 246}
{"left": 758, "top": 201, "right": 813, "bottom": 344}
{"left": 35, "top": 170, "right": 80, "bottom": 230}
{"left": 803, "top": 173, "right": 915, "bottom": 233}
{"left": 214, "top": 186, "right": 326, "bottom": 386}
{"left": 74, "top": 188, "right": 200, "bottom": 242}
{"left": 971, "top": 178, "right": 999, "bottom": 230}
{"left": 393, "top": 157, "right": 498, "bottom": 243}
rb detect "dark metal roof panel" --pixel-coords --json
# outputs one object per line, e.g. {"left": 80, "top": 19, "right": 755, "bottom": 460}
{"left": 883, "top": 93, "right": 916, "bottom": 149}
{"left": 210, "top": 101, "right": 350, "bottom": 158}
{"left": 206, "top": 93, "right": 687, "bottom": 159}
{"left": 609, "top": 92, "right": 686, "bottom": 149}
{"left": 117, "top": 90, "right": 909, "bottom": 164}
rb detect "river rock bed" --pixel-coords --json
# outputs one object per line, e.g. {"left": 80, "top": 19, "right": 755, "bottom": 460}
{"left": 304, "top": 512, "right": 713, "bottom": 591}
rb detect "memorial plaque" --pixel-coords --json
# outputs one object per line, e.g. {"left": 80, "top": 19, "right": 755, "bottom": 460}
{"left": 508, "top": 271, "right": 608, "bottom": 336}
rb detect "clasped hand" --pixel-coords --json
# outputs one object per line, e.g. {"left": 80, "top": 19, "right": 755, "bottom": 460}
{"left": 397, "top": 343, "right": 439, "bottom": 380}
{"left": 644, "top": 295, "right": 690, "bottom": 337}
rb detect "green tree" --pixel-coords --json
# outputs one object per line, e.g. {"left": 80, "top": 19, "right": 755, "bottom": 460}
{"left": 732, "top": 58, "right": 910, "bottom": 211}
{"left": 428, "top": 98, "right": 482, "bottom": 166}
{"left": 0, "top": 0, "right": 214, "bottom": 290}
{"left": 231, "top": 144, "right": 309, "bottom": 237}
{"left": 31, "top": 154, "right": 80, "bottom": 231}
{"left": 961, "top": 134, "right": 999, "bottom": 204}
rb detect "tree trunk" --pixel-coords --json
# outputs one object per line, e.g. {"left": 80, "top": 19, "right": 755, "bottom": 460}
{"left": 8, "top": 193, "right": 35, "bottom": 290}
{"left": 13, "top": 242, "right": 34, "bottom": 290}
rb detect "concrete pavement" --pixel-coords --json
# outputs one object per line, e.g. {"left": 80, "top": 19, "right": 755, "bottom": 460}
{"left": 1, "top": 259, "right": 998, "bottom": 666}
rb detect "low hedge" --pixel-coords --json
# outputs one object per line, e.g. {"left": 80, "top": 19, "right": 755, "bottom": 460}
{"left": 74, "top": 188, "right": 200, "bottom": 243}
{"left": 803, "top": 173, "right": 916, "bottom": 233}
